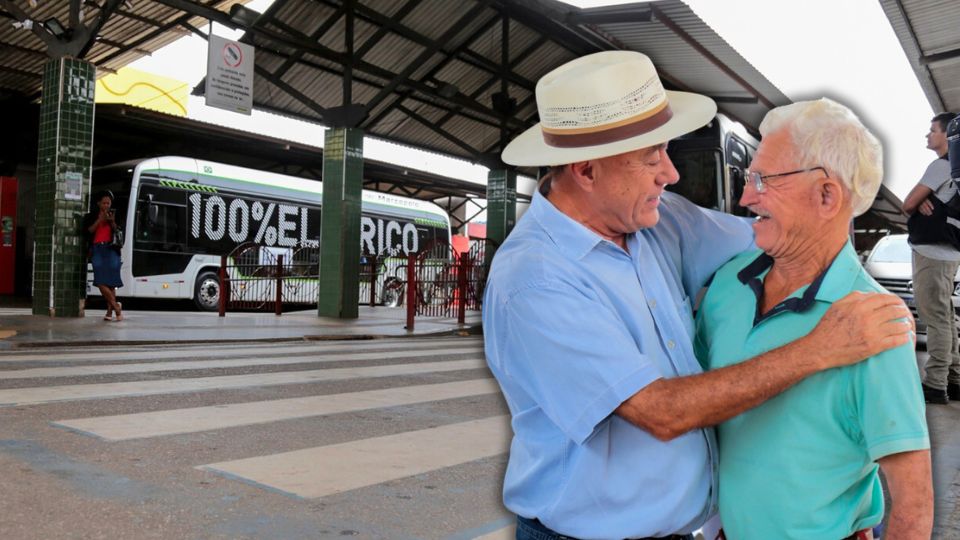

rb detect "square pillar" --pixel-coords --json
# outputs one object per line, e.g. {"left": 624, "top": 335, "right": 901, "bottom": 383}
{"left": 33, "top": 58, "right": 95, "bottom": 317}
{"left": 318, "top": 127, "right": 364, "bottom": 319}
{"left": 485, "top": 169, "right": 516, "bottom": 264}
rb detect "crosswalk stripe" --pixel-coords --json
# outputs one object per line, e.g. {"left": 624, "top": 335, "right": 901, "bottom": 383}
{"left": 0, "top": 359, "right": 486, "bottom": 406}
{"left": 52, "top": 379, "right": 501, "bottom": 441}
{"left": 0, "top": 346, "right": 483, "bottom": 379}
{"left": 0, "top": 337, "right": 483, "bottom": 363}
{"left": 198, "top": 415, "right": 510, "bottom": 499}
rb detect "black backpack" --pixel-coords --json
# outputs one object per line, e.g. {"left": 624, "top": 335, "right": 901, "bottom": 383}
{"left": 907, "top": 116, "right": 960, "bottom": 250}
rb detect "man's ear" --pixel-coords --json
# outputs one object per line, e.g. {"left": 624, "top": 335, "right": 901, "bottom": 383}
{"left": 568, "top": 160, "right": 596, "bottom": 192}
{"left": 818, "top": 178, "right": 847, "bottom": 218}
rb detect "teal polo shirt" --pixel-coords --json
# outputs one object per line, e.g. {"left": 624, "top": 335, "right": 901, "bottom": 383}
{"left": 694, "top": 242, "right": 929, "bottom": 540}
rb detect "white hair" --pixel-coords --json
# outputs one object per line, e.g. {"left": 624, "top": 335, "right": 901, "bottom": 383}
{"left": 759, "top": 98, "right": 883, "bottom": 216}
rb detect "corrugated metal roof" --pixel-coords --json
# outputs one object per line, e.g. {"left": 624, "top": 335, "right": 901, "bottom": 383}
{"left": 230, "top": 0, "right": 792, "bottom": 167}
{"left": 0, "top": 0, "right": 249, "bottom": 99}
{"left": 880, "top": 0, "right": 960, "bottom": 112}
{"left": 0, "top": 0, "right": 793, "bottom": 165}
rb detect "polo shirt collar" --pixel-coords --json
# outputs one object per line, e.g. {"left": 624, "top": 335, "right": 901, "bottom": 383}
{"left": 737, "top": 241, "right": 859, "bottom": 326}
{"left": 530, "top": 190, "right": 608, "bottom": 260}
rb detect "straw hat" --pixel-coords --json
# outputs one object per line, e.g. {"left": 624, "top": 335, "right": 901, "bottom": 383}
{"left": 502, "top": 50, "right": 717, "bottom": 166}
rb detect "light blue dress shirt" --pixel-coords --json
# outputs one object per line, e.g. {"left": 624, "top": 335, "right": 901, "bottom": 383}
{"left": 483, "top": 190, "right": 753, "bottom": 540}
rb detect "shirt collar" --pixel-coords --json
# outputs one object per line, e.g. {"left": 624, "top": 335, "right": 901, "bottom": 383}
{"left": 530, "top": 190, "right": 608, "bottom": 260}
{"left": 736, "top": 241, "right": 860, "bottom": 325}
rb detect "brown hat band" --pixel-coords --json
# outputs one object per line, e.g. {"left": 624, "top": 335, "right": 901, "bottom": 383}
{"left": 541, "top": 105, "right": 674, "bottom": 149}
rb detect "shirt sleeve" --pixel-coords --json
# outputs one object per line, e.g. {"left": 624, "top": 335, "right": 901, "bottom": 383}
{"left": 656, "top": 192, "right": 755, "bottom": 299}
{"left": 851, "top": 343, "right": 930, "bottom": 461}
{"left": 489, "top": 280, "right": 663, "bottom": 445}
{"left": 919, "top": 159, "right": 951, "bottom": 191}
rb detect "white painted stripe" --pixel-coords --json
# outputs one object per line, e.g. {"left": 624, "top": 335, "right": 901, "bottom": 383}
{"left": 474, "top": 525, "right": 516, "bottom": 540}
{"left": 198, "top": 415, "right": 510, "bottom": 499}
{"left": 53, "top": 379, "right": 500, "bottom": 440}
{"left": 0, "top": 346, "right": 482, "bottom": 379}
{"left": 0, "top": 359, "right": 486, "bottom": 406}
{"left": 0, "top": 337, "right": 482, "bottom": 363}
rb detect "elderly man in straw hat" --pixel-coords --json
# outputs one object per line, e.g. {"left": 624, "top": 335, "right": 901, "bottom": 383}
{"left": 695, "top": 98, "right": 932, "bottom": 540}
{"left": 482, "top": 51, "right": 913, "bottom": 540}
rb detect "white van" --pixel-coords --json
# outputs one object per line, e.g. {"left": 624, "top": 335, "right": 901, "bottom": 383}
{"left": 863, "top": 234, "right": 960, "bottom": 333}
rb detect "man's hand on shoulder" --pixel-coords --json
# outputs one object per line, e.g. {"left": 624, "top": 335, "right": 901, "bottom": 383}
{"left": 807, "top": 292, "right": 914, "bottom": 370}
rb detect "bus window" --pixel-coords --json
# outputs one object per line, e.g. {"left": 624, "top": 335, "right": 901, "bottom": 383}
{"left": 669, "top": 148, "right": 723, "bottom": 210}
{"left": 725, "top": 136, "right": 754, "bottom": 217}
{"left": 135, "top": 195, "right": 187, "bottom": 251}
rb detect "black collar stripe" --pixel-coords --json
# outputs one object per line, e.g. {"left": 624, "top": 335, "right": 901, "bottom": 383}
{"left": 736, "top": 252, "right": 831, "bottom": 326}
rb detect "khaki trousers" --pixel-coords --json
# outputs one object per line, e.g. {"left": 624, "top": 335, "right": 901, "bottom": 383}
{"left": 913, "top": 250, "right": 960, "bottom": 389}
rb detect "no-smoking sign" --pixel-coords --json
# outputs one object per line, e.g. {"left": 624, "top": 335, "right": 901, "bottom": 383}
{"left": 222, "top": 42, "right": 243, "bottom": 68}
{"left": 206, "top": 34, "right": 254, "bottom": 115}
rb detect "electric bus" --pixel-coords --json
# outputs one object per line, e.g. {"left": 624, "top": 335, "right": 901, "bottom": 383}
{"left": 86, "top": 156, "right": 452, "bottom": 310}
{"left": 666, "top": 113, "right": 759, "bottom": 216}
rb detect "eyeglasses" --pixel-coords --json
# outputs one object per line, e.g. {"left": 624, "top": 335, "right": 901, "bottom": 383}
{"left": 743, "top": 166, "right": 829, "bottom": 193}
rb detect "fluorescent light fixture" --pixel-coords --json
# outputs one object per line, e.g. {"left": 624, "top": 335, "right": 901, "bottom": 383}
{"left": 43, "top": 17, "right": 66, "bottom": 38}
{"left": 228, "top": 5, "right": 262, "bottom": 27}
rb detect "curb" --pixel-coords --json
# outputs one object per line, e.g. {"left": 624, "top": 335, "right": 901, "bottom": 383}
{"left": 2, "top": 325, "right": 483, "bottom": 349}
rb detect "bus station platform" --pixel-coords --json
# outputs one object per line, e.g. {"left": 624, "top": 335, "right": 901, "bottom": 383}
{"left": 0, "top": 305, "right": 481, "bottom": 349}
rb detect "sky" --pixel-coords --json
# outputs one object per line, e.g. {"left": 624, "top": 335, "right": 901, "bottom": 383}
{"left": 128, "top": 0, "right": 937, "bottom": 203}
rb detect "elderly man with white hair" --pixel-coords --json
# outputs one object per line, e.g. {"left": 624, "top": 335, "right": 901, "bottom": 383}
{"left": 483, "top": 50, "right": 913, "bottom": 540}
{"left": 695, "top": 98, "right": 932, "bottom": 540}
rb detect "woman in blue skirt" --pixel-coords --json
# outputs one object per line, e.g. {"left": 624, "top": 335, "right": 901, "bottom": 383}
{"left": 84, "top": 190, "right": 123, "bottom": 321}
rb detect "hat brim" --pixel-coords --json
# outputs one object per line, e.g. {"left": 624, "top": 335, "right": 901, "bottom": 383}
{"left": 501, "top": 91, "right": 718, "bottom": 167}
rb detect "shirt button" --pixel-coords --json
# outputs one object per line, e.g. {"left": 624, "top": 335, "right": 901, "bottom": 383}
{"left": 649, "top": 299, "right": 657, "bottom": 308}
{"left": 667, "top": 340, "right": 675, "bottom": 349}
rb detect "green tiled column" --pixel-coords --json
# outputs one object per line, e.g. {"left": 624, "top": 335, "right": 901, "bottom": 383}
{"left": 318, "top": 127, "right": 363, "bottom": 319}
{"left": 485, "top": 169, "right": 516, "bottom": 264}
{"left": 33, "top": 58, "right": 96, "bottom": 317}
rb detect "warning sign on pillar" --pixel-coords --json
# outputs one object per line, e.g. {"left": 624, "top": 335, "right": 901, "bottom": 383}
{"left": 205, "top": 34, "right": 254, "bottom": 115}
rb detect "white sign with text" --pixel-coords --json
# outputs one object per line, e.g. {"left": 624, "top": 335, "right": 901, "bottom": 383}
{"left": 205, "top": 34, "right": 254, "bottom": 115}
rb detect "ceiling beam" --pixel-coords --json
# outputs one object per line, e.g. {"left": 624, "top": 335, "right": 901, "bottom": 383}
{"left": 249, "top": 12, "right": 524, "bottom": 129}
{"left": 565, "top": 9, "right": 653, "bottom": 25}
{"left": 395, "top": 103, "right": 484, "bottom": 158}
{"left": 93, "top": 0, "right": 231, "bottom": 66}
{"left": 361, "top": 1, "right": 492, "bottom": 115}
{"left": 650, "top": 5, "right": 776, "bottom": 109}
{"left": 180, "top": 23, "right": 331, "bottom": 121}
{"left": 79, "top": 0, "right": 126, "bottom": 58}
{"left": 267, "top": 2, "right": 348, "bottom": 81}
{"left": 361, "top": 11, "right": 502, "bottom": 133}
{"left": 329, "top": 0, "right": 537, "bottom": 93}
{"left": 919, "top": 47, "right": 960, "bottom": 66}
{"left": 0, "top": 0, "right": 58, "bottom": 49}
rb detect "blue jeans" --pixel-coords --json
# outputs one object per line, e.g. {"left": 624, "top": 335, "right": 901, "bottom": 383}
{"left": 515, "top": 516, "right": 694, "bottom": 540}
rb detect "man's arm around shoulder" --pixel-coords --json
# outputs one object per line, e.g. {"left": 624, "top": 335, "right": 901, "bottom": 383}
{"left": 616, "top": 292, "right": 913, "bottom": 441}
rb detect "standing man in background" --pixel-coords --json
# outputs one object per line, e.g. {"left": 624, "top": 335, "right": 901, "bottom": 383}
{"left": 903, "top": 112, "right": 960, "bottom": 404}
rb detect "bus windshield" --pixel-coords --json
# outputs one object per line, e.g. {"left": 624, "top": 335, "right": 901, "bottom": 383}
{"left": 668, "top": 148, "right": 723, "bottom": 210}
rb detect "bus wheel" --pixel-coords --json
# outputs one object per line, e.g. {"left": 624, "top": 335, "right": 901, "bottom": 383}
{"left": 381, "top": 278, "right": 404, "bottom": 308}
{"left": 194, "top": 271, "right": 221, "bottom": 311}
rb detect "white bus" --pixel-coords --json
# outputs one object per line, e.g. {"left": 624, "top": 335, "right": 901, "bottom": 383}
{"left": 87, "top": 156, "right": 452, "bottom": 310}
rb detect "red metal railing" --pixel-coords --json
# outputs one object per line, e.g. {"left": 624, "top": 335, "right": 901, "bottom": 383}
{"left": 404, "top": 240, "right": 489, "bottom": 330}
{"left": 218, "top": 244, "right": 403, "bottom": 315}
